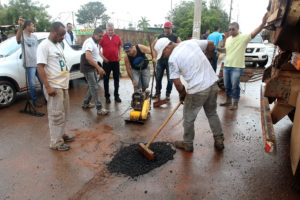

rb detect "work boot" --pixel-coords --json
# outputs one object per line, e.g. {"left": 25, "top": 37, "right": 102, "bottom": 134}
{"left": 82, "top": 103, "right": 95, "bottom": 109}
{"left": 33, "top": 100, "right": 42, "bottom": 108}
{"left": 229, "top": 101, "right": 238, "bottom": 110}
{"left": 174, "top": 141, "right": 194, "bottom": 152}
{"left": 220, "top": 96, "right": 232, "bottom": 106}
{"left": 97, "top": 108, "right": 109, "bottom": 115}
{"left": 50, "top": 144, "right": 70, "bottom": 151}
{"left": 214, "top": 139, "right": 224, "bottom": 151}
{"left": 63, "top": 135, "right": 74, "bottom": 142}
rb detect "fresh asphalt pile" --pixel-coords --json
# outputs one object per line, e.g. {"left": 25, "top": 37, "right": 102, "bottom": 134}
{"left": 107, "top": 142, "right": 176, "bottom": 178}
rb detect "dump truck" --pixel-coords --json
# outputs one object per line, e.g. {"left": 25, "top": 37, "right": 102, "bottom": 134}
{"left": 261, "top": 0, "right": 300, "bottom": 175}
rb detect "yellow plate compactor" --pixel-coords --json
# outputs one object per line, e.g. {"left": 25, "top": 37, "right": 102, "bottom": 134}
{"left": 125, "top": 90, "right": 150, "bottom": 123}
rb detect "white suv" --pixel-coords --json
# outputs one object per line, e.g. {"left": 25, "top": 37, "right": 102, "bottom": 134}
{"left": 245, "top": 34, "right": 268, "bottom": 67}
{"left": 0, "top": 32, "right": 89, "bottom": 108}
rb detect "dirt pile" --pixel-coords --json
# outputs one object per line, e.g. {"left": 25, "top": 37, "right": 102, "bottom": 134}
{"left": 107, "top": 142, "right": 176, "bottom": 177}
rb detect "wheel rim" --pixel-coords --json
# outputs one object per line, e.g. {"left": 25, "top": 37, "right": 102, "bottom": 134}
{"left": 0, "top": 84, "right": 14, "bottom": 106}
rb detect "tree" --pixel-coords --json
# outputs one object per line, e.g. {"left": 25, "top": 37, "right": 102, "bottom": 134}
{"left": 209, "top": 0, "right": 224, "bottom": 10}
{"left": 0, "top": 0, "right": 51, "bottom": 31}
{"left": 137, "top": 17, "right": 150, "bottom": 31}
{"left": 76, "top": 1, "right": 109, "bottom": 28}
{"left": 128, "top": 22, "right": 136, "bottom": 30}
{"left": 168, "top": 0, "right": 229, "bottom": 40}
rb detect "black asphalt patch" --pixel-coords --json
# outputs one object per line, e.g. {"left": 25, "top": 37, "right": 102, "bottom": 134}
{"left": 107, "top": 142, "right": 176, "bottom": 178}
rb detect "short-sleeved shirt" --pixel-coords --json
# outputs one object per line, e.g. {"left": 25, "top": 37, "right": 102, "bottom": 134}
{"left": 207, "top": 32, "right": 222, "bottom": 47}
{"left": 37, "top": 39, "right": 70, "bottom": 89}
{"left": 80, "top": 37, "right": 99, "bottom": 73}
{"left": 225, "top": 33, "right": 252, "bottom": 68}
{"left": 19, "top": 32, "right": 38, "bottom": 67}
{"left": 99, "top": 33, "right": 122, "bottom": 62}
{"left": 168, "top": 39, "right": 218, "bottom": 94}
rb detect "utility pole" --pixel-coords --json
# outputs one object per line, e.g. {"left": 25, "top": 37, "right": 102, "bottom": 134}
{"left": 192, "top": 0, "right": 202, "bottom": 39}
{"left": 229, "top": 0, "right": 233, "bottom": 23}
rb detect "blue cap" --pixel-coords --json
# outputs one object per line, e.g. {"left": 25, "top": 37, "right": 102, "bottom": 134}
{"left": 123, "top": 42, "right": 132, "bottom": 51}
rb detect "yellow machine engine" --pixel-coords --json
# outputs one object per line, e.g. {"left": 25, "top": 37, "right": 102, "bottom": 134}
{"left": 128, "top": 90, "right": 150, "bottom": 122}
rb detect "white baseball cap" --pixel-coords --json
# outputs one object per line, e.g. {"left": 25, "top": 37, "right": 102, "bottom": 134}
{"left": 154, "top": 38, "right": 171, "bottom": 60}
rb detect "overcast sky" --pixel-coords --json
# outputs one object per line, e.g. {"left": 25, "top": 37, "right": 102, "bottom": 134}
{"left": 2, "top": 0, "right": 269, "bottom": 34}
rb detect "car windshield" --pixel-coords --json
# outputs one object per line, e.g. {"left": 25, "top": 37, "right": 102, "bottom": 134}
{"left": 0, "top": 37, "right": 20, "bottom": 57}
{"left": 249, "top": 35, "right": 263, "bottom": 43}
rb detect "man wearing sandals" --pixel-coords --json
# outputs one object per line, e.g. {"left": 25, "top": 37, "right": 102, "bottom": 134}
{"left": 37, "top": 22, "right": 74, "bottom": 151}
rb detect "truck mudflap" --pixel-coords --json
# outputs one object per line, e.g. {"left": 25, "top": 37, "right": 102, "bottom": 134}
{"left": 290, "top": 92, "right": 300, "bottom": 175}
{"left": 260, "top": 83, "right": 276, "bottom": 152}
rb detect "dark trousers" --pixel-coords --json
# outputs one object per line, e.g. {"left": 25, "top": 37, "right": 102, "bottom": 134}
{"left": 155, "top": 58, "right": 173, "bottom": 95}
{"left": 103, "top": 61, "right": 120, "bottom": 99}
{"left": 211, "top": 52, "right": 218, "bottom": 72}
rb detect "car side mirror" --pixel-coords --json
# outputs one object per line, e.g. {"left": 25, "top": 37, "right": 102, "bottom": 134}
{"left": 263, "top": 40, "right": 268, "bottom": 44}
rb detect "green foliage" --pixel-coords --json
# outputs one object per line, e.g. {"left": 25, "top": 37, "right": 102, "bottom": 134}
{"left": 76, "top": 1, "right": 109, "bottom": 28}
{"left": 168, "top": 0, "right": 230, "bottom": 40}
{"left": 0, "top": 0, "right": 51, "bottom": 31}
{"left": 137, "top": 17, "right": 150, "bottom": 31}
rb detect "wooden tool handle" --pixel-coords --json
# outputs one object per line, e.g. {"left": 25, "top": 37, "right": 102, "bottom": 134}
{"left": 146, "top": 102, "right": 182, "bottom": 148}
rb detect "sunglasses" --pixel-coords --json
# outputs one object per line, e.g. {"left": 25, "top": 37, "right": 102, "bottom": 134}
{"left": 229, "top": 28, "right": 236, "bottom": 31}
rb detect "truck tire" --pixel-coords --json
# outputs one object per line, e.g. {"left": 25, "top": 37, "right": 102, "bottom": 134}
{"left": 0, "top": 80, "right": 16, "bottom": 108}
{"left": 259, "top": 57, "right": 268, "bottom": 68}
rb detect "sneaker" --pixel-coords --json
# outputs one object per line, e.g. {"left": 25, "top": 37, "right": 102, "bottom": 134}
{"left": 82, "top": 103, "right": 95, "bottom": 109}
{"left": 50, "top": 144, "right": 70, "bottom": 151}
{"left": 115, "top": 96, "right": 122, "bottom": 103}
{"left": 97, "top": 108, "right": 109, "bottom": 115}
{"left": 63, "top": 135, "right": 74, "bottom": 142}
{"left": 33, "top": 101, "right": 42, "bottom": 108}
{"left": 214, "top": 139, "right": 224, "bottom": 151}
{"left": 166, "top": 93, "right": 170, "bottom": 100}
{"left": 106, "top": 98, "right": 111, "bottom": 104}
{"left": 174, "top": 141, "right": 194, "bottom": 152}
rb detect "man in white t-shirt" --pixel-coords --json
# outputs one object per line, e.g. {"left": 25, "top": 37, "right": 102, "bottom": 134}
{"left": 154, "top": 38, "right": 225, "bottom": 152}
{"left": 37, "top": 22, "right": 74, "bottom": 151}
{"left": 80, "top": 28, "right": 108, "bottom": 115}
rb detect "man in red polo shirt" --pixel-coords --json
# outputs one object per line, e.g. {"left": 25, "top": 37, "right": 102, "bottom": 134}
{"left": 99, "top": 23, "right": 122, "bottom": 103}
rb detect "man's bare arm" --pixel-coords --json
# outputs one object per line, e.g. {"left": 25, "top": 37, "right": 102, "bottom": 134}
{"left": 86, "top": 50, "right": 105, "bottom": 75}
{"left": 37, "top": 63, "right": 57, "bottom": 96}
{"left": 251, "top": 12, "right": 268, "bottom": 39}
{"left": 124, "top": 55, "right": 136, "bottom": 87}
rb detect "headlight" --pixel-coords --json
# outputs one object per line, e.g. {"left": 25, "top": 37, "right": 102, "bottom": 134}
{"left": 260, "top": 47, "right": 266, "bottom": 52}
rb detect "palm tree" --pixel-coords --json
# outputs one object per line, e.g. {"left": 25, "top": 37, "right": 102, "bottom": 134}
{"left": 137, "top": 16, "right": 150, "bottom": 31}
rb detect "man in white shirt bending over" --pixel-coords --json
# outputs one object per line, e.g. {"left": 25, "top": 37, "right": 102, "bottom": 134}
{"left": 154, "top": 38, "right": 225, "bottom": 152}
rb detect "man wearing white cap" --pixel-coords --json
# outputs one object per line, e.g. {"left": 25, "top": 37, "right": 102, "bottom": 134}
{"left": 154, "top": 38, "right": 224, "bottom": 152}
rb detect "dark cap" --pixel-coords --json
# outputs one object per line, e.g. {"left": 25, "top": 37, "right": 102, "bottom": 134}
{"left": 123, "top": 42, "right": 132, "bottom": 51}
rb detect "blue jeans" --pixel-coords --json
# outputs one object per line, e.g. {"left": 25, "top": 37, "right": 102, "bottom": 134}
{"left": 223, "top": 67, "right": 244, "bottom": 101}
{"left": 83, "top": 71, "right": 103, "bottom": 110}
{"left": 26, "top": 67, "right": 45, "bottom": 102}
{"left": 155, "top": 58, "right": 173, "bottom": 95}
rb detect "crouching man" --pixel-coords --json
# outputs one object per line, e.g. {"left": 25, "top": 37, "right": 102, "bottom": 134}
{"left": 154, "top": 38, "right": 225, "bottom": 152}
{"left": 37, "top": 22, "right": 74, "bottom": 151}
{"left": 123, "top": 42, "right": 153, "bottom": 92}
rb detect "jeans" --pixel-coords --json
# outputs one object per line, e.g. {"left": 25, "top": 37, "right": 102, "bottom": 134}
{"left": 155, "top": 58, "right": 173, "bottom": 95}
{"left": 45, "top": 88, "right": 69, "bottom": 148}
{"left": 83, "top": 71, "right": 102, "bottom": 110}
{"left": 103, "top": 61, "right": 120, "bottom": 99}
{"left": 183, "top": 83, "right": 223, "bottom": 145}
{"left": 223, "top": 67, "right": 244, "bottom": 102}
{"left": 26, "top": 67, "right": 45, "bottom": 102}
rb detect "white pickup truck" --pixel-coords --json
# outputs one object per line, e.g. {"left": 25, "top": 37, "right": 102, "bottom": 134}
{"left": 0, "top": 32, "right": 87, "bottom": 108}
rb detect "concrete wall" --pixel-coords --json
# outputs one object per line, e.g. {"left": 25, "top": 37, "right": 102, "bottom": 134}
{"left": 76, "top": 29, "right": 162, "bottom": 46}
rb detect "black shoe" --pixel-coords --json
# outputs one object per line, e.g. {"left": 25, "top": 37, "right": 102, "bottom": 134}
{"left": 115, "top": 96, "right": 122, "bottom": 103}
{"left": 166, "top": 93, "right": 170, "bottom": 101}
{"left": 63, "top": 135, "right": 74, "bottom": 142}
{"left": 214, "top": 139, "right": 224, "bottom": 151}
{"left": 106, "top": 98, "right": 111, "bottom": 104}
{"left": 33, "top": 101, "right": 42, "bottom": 108}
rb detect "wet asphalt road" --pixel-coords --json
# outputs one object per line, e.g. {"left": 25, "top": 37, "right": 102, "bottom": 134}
{"left": 0, "top": 74, "right": 299, "bottom": 200}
